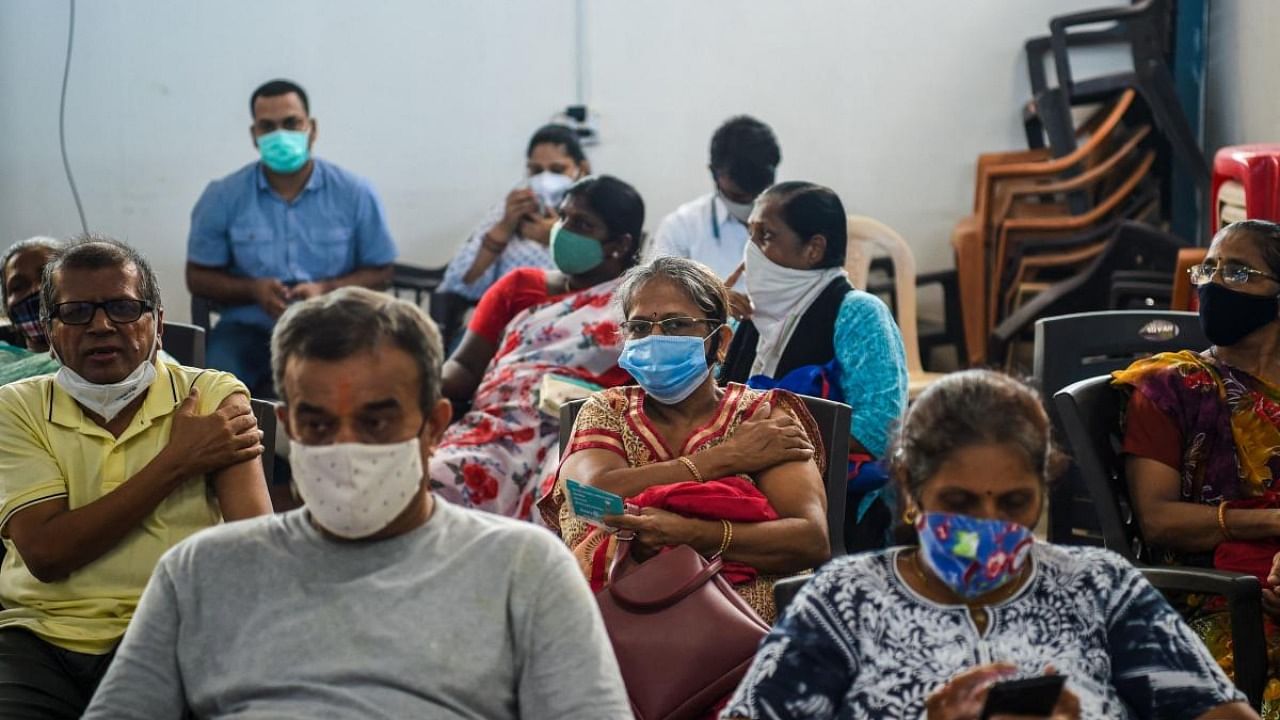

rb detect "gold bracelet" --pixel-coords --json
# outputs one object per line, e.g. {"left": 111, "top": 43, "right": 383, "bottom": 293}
{"left": 717, "top": 519, "right": 733, "bottom": 556}
{"left": 1218, "top": 501, "right": 1234, "bottom": 541}
{"left": 678, "top": 456, "right": 704, "bottom": 483}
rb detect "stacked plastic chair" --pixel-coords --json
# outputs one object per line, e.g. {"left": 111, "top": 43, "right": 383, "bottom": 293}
{"left": 952, "top": 0, "right": 1206, "bottom": 367}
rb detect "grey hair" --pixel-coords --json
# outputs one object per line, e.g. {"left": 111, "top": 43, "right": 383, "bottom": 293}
{"left": 615, "top": 256, "right": 730, "bottom": 324}
{"left": 1218, "top": 219, "right": 1280, "bottom": 280}
{"left": 271, "top": 287, "right": 443, "bottom": 413}
{"left": 1, "top": 236, "right": 62, "bottom": 315}
{"left": 41, "top": 234, "right": 162, "bottom": 323}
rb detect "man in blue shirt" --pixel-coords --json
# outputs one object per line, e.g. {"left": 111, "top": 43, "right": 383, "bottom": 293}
{"left": 186, "top": 79, "right": 397, "bottom": 396}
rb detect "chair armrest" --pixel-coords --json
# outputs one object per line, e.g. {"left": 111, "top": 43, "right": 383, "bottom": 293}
{"left": 1050, "top": 1, "right": 1154, "bottom": 93}
{"left": 772, "top": 576, "right": 811, "bottom": 620}
{"left": 1024, "top": 28, "right": 1127, "bottom": 97}
{"left": 1140, "top": 566, "right": 1266, "bottom": 710}
{"left": 917, "top": 268, "right": 957, "bottom": 289}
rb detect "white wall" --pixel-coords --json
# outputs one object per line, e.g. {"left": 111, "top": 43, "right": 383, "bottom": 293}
{"left": 0, "top": 0, "right": 1115, "bottom": 322}
{"left": 1205, "top": 1, "right": 1280, "bottom": 152}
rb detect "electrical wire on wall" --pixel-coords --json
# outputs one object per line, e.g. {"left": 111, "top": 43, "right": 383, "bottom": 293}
{"left": 60, "top": 0, "right": 88, "bottom": 234}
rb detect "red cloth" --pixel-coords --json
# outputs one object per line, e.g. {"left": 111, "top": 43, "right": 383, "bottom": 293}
{"left": 627, "top": 476, "right": 780, "bottom": 585}
{"left": 1214, "top": 491, "right": 1280, "bottom": 583}
{"left": 468, "top": 268, "right": 560, "bottom": 344}
{"left": 1122, "top": 389, "right": 1183, "bottom": 471}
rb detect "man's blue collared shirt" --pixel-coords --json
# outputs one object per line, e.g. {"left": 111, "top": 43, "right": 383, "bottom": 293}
{"left": 187, "top": 158, "right": 398, "bottom": 328}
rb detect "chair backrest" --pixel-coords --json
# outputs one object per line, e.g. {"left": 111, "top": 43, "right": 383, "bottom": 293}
{"left": 559, "top": 392, "right": 853, "bottom": 557}
{"left": 389, "top": 263, "right": 445, "bottom": 307}
{"left": 250, "top": 398, "right": 278, "bottom": 486}
{"left": 162, "top": 321, "right": 206, "bottom": 368}
{"left": 845, "top": 215, "right": 924, "bottom": 376}
{"left": 1033, "top": 310, "right": 1205, "bottom": 402}
{"left": 1052, "top": 376, "right": 1144, "bottom": 562}
{"left": 1033, "top": 309, "right": 1204, "bottom": 543}
{"left": 389, "top": 262, "right": 472, "bottom": 351}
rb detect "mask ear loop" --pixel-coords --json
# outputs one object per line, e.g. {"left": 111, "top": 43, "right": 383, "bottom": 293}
{"left": 703, "top": 323, "right": 724, "bottom": 376}
{"left": 148, "top": 309, "right": 161, "bottom": 364}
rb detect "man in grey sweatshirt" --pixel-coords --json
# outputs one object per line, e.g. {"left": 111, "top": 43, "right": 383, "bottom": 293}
{"left": 84, "top": 287, "right": 632, "bottom": 719}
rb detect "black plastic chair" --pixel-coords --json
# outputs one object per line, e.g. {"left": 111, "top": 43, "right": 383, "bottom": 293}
{"left": 559, "top": 393, "right": 852, "bottom": 557}
{"left": 1045, "top": 0, "right": 1209, "bottom": 188}
{"left": 189, "top": 295, "right": 217, "bottom": 332}
{"left": 389, "top": 263, "right": 472, "bottom": 351}
{"left": 1054, "top": 376, "right": 1265, "bottom": 709}
{"left": 773, "top": 575, "right": 809, "bottom": 618}
{"left": 250, "top": 398, "right": 277, "bottom": 487}
{"left": 1032, "top": 308, "right": 1204, "bottom": 545}
{"left": 989, "top": 220, "right": 1186, "bottom": 364}
{"left": 161, "top": 322, "right": 206, "bottom": 368}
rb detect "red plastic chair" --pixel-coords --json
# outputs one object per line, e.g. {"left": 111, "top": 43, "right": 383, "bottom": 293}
{"left": 1211, "top": 144, "right": 1280, "bottom": 234}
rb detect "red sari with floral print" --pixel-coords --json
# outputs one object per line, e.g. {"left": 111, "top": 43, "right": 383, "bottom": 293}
{"left": 428, "top": 275, "right": 629, "bottom": 519}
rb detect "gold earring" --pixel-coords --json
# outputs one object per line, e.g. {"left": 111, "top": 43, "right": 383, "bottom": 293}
{"left": 902, "top": 507, "right": 919, "bottom": 525}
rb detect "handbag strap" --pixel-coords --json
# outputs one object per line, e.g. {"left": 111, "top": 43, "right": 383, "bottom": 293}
{"left": 608, "top": 535, "right": 727, "bottom": 611}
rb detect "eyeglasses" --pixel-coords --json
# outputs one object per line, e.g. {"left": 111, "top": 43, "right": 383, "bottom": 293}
{"left": 619, "top": 317, "right": 721, "bottom": 339}
{"left": 51, "top": 299, "right": 153, "bottom": 325}
{"left": 1188, "top": 260, "right": 1280, "bottom": 287}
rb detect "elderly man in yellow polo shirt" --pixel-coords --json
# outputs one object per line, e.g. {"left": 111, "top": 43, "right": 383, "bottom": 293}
{"left": 0, "top": 235, "right": 272, "bottom": 719}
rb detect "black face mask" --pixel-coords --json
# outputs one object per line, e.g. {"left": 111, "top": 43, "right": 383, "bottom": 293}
{"left": 1198, "top": 282, "right": 1280, "bottom": 346}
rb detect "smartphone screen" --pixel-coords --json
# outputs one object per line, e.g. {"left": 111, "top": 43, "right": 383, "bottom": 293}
{"left": 979, "top": 675, "right": 1066, "bottom": 719}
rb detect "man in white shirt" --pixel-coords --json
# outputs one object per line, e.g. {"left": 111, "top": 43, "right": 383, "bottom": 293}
{"left": 648, "top": 115, "right": 781, "bottom": 314}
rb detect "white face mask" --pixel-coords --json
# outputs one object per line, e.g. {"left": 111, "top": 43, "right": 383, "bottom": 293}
{"left": 719, "top": 192, "right": 755, "bottom": 225}
{"left": 52, "top": 321, "right": 160, "bottom": 423}
{"left": 528, "top": 171, "right": 575, "bottom": 212}
{"left": 291, "top": 436, "right": 424, "bottom": 540}
{"left": 743, "top": 241, "right": 847, "bottom": 377}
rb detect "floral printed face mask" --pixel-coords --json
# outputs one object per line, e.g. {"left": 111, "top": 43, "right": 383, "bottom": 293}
{"left": 915, "top": 511, "right": 1034, "bottom": 600}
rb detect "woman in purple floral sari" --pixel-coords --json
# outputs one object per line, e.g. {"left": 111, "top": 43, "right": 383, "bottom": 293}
{"left": 1114, "top": 220, "right": 1280, "bottom": 709}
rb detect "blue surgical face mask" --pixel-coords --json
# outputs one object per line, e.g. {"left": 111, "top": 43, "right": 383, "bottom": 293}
{"left": 550, "top": 221, "right": 605, "bottom": 275}
{"left": 915, "top": 511, "right": 1034, "bottom": 600}
{"left": 257, "top": 129, "right": 311, "bottom": 174}
{"left": 619, "top": 334, "right": 713, "bottom": 405}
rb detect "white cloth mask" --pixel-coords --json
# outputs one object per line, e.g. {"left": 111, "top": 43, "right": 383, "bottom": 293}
{"left": 719, "top": 193, "right": 755, "bottom": 225}
{"left": 52, "top": 322, "right": 160, "bottom": 423}
{"left": 291, "top": 437, "right": 424, "bottom": 539}
{"left": 528, "top": 171, "right": 575, "bottom": 212}
{"left": 743, "top": 241, "right": 847, "bottom": 377}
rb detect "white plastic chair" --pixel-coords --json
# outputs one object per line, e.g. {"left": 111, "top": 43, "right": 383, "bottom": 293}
{"left": 845, "top": 215, "right": 946, "bottom": 399}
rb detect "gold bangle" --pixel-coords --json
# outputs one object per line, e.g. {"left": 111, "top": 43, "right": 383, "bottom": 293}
{"left": 717, "top": 519, "right": 733, "bottom": 556}
{"left": 1218, "top": 501, "right": 1234, "bottom": 541}
{"left": 678, "top": 456, "right": 703, "bottom": 483}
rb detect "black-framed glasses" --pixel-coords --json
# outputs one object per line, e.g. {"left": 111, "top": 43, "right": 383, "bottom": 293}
{"left": 51, "top": 299, "right": 153, "bottom": 326}
{"left": 1188, "top": 260, "right": 1280, "bottom": 287}
{"left": 620, "top": 316, "right": 721, "bottom": 339}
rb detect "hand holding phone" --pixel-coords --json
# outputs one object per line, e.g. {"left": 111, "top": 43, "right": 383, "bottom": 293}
{"left": 979, "top": 674, "right": 1066, "bottom": 719}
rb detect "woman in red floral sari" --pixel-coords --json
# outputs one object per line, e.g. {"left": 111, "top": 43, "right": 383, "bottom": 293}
{"left": 429, "top": 176, "right": 643, "bottom": 519}
{"left": 540, "top": 256, "right": 831, "bottom": 623}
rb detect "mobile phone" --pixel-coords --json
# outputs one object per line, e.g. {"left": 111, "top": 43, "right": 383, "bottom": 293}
{"left": 979, "top": 675, "right": 1066, "bottom": 719}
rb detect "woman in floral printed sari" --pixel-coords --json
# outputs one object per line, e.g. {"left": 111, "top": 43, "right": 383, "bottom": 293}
{"left": 1114, "top": 220, "right": 1280, "bottom": 711}
{"left": 540, "top": 256, "right": 831, "bottom": 624}
{"left": 429, "top": 175, "right": 643, "bottom": 519}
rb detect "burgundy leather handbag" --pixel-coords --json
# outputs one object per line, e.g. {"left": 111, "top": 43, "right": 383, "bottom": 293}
{"left": 595, "top": 538, "right": 770, "bottom": 720}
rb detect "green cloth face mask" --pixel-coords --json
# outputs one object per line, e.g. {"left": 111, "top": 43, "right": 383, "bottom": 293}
{"left": 550, "top": 221, "right": 606, "bottom": 274}
{"left": 257, "top": 129, "right": 310, "bottom": 174}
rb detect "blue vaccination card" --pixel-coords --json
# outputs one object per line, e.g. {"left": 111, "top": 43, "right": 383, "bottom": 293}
{"left": 564, "top": 479, "right": 625, "bottom": 524}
